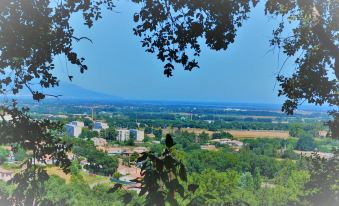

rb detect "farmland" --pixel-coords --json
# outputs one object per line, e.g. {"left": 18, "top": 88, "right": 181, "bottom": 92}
{"left": 165, "top": 127, "right": 290, "bottom": 139}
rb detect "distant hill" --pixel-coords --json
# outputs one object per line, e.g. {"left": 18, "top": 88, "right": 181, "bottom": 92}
{"left": 14, "top": 81, "right": 121, "bottom": 101}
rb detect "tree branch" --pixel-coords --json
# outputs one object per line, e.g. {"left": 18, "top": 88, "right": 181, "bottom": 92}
{"left": 312, "top": 6, "right": 339, "bottom": 80}
{"left": 71, "top": 36, "right": 93, "bottom": 43}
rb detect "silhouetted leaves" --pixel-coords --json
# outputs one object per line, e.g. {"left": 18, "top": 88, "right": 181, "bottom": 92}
{"left": 165, "top": 134, "right": 175, "bottom": 148}
{"left": 122, "top": 193, "right": 133, "bottom": 204}
{"left": 302, "top": 149, "right": 339, "bottom": 205}
{"left": 187, "top": 184, "right": 199, "bottom": 194}
{"left": 179, "top": 162, "right": 187, "bottom": 182}
{"left": 132, "top": 133, "right": 200, "bottom": 205}
{"left": 108, "top": 184, "right": 122, "bottom": 193}
{"left": 132, "top": 0, "right": 257, "bottom": 76}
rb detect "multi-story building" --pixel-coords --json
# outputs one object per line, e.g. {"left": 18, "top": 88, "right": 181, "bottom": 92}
{"left": 94, "top": 121, "right": 109, "bottom": 130}
{"left": 117, "top": 129, "right": 130, "bottom": 141}
{"left": 129, "top": 129, "right": 145, "bottom": 141}
{"left": 65, "top": 121, "right": 84, "bottom": 137}
{"left": 70, "top": 121, "right": 85, "bottom": 127}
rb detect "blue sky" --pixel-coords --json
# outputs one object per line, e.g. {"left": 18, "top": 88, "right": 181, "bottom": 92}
{"left": 53, "top": 1, "right": 296, "bottom": 104}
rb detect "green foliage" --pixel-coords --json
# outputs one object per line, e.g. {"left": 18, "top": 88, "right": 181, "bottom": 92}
{"left": 302, "top": 150, "right": 339, "bottom": 206}
{"left": 295, "top": 133, "right": 316, "bottom": 151}
{"left": 189, "top": 169, "right": 257, "bottom": 205}
{"left": 0, "top": 147, "right": 9, "bottom": 164}
{"left": 126, "top": 138, "right": 135, "bottom": 146}
{"left": 253, "top": 168, "right": 262, "bottom": 190}
{"left": 153, "top": 129, "right": 163, "bottom": 141}
{"left": 39, "top": 175, "right": 142, "bottom": 206}
{"left": 197, "top": 132, "right": 209, "bottom": 144}
{"left": 133, "top": 134, "right": 189, "bottom": 205}
{"left": 70, "top": 161, "right": 81, "bottom": 176}
{"left": 257, "top": 170, "right": 310, "bottom": 206}
{"left": 13, "top": 147, "right": 26, "bottom": 162}
{"left": 72, "top": 139, "right": 118, "bottom": 176}
{"left": 79, "top": 128, "right": 99, "bottom": 139}
{"left": 83, "top": 119, "right": 94, "bottom": 130}
{"left": 149, "top": 144, "right": 165, "bottom": 155}
{"left": 173, "top": 131, "right": 201, "bottom": 151}
{"left": 289, "top": 123, "right": 304, "bottom": 137}
{"left": 100, "top": 127, "right": 118, "bottom": 141}
{"left": 183, "top": 149, "right": 283, "bottom": 179}
{"left": 212, "top": 131, "right": 233, "bottom": 139}
{"left": 240, "top": 172, "right": 254, "bottom": 191}
{"left": 144, "top": 127, "right": 152, "bottom": 134}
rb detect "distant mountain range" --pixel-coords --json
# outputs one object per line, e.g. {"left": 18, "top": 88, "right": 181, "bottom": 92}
{"left": 14, "top": 81, "right": 122, "bottom": 101}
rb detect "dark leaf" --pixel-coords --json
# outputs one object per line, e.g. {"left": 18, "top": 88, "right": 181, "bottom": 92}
{"left": 165, "top": 134, "right": 175, "bottom": 148}
{"left": 188, "top": 184, "right": 199, "bottom": 194}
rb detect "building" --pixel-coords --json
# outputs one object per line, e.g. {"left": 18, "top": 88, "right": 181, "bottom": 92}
{"left": 106, "top": 147, "right": 125, "bottom": 155}
{"left": 0, "top": 114, "right": 12, "bottom": 121}
{"left": 201, "top": 144, "right": 217, "bottom": 151}
{"left": 65, "top": 121, "right": 84, "bottom": 137}
{"left": 130, "top": 129, "right": 145, "bottom": 141}
{"left": 65, "top": 124, "right": 82, "bottom": 137}
{"left": 117, "top": 129, "right": 130, "bottom": 141}
{"left": 91, "top": 137, "right": 107, "bottom": 147}
{"left": 70, "top": 121, "right": 85, "bottom": 127}
{"left": 133, "top": 147, "right": 148, "bottom": 154}
{"left": 94, "top": 121, "right": 109, "bottom": 130}
{"left": 211, "top": 138, "right": 244, "bottom": 148}
{"left": 318, "top": 130, "right": 328, "bottom": 138}
{"left": 0, "top": 167, "right": 14, "bottom": 182}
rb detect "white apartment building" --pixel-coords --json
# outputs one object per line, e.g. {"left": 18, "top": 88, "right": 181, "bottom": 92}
{"left": 65, "top": 121, "right": 84, "bottom": 137}
{"left": 117, "top": 129, "right": 130, "bottom": 141}
{"left": 130, "top": 129, "right": 145, "bottom": 141}
{"left": 94, "top": 121, "right": 109, "bottom": 130}
{"left": 70, "top": 121, "right": 85, "bottom": 127}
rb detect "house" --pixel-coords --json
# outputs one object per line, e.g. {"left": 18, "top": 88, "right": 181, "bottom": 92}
{"left": 201, "top": 144, "right": 217, "bottom": 151}
{"left": 204, "top": 120, "right": 215, "bottom": 124}
{"left": 107, "top": 147, "right": 125, "bottom": 155}
{"left": 0, "top": 167, "right": 14, "bottom": 182}
{"left": 318, "top": 130, "right": 328, "bottom": 138}
{"left": 0, "top": 114, "right": 12, "bottom": 121}
{"left": 211, "top": 138, "right": 244, "bottom": 148}
{"left": 91, "top": 137, "right": 107, "bottom": 147}
{"left": 132, "top": 147, "right": 148, "bottom": 154}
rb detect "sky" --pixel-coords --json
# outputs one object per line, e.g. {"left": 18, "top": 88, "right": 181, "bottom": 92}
{"left": 53, "top": 1, "right": 297, "bottom": 104}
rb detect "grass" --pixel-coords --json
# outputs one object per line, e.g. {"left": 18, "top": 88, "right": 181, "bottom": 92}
{"left": 46, "top": 166, "right": 71, "bottom": 183}
{"left": 315, "top": 138, "right": 339, "bottom": 153}
{"left": 1, "top": 162, "right": 21, "bottom": 171}
{"left": 45, "top": 167, "right": 110, "bottom": 186}
{"left": 80, "top": 171, "right": 108, "bottom": 185}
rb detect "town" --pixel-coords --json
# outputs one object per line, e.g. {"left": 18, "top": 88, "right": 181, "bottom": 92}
{"left": 0, "top": 101, "right": 337, "bottom": 204}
